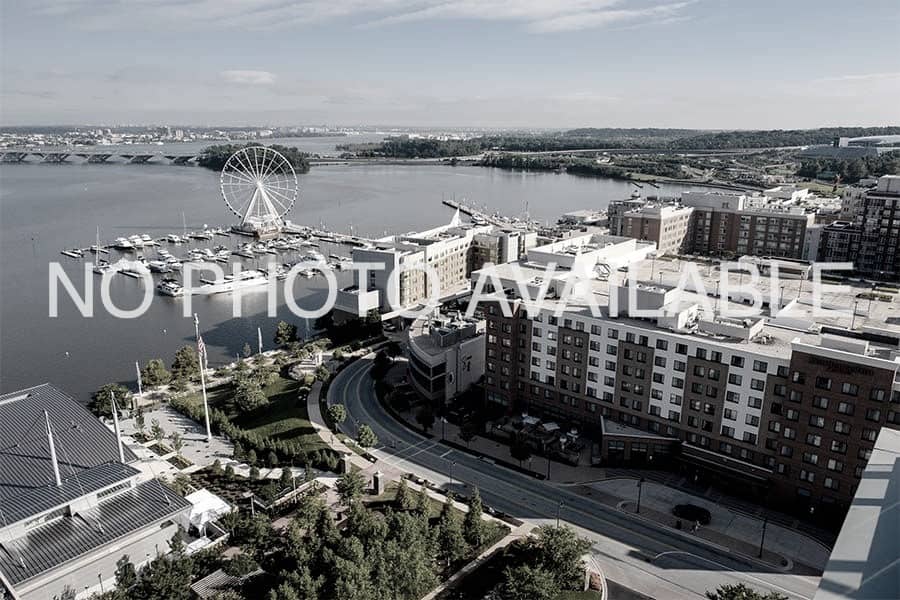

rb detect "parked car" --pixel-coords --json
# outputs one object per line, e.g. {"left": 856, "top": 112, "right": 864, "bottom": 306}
{"left": 672, "top": 503, "right": 712, "bottom": 525}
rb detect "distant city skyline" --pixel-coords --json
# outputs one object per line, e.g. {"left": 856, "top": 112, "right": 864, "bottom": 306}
{"left": 2, "top": 0, "right": 899, "bottom": 128}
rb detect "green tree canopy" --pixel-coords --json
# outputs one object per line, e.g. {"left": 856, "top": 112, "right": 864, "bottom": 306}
{"left": 357, "top": 424, "right": 378, "bottom": 448}
{"left": 327, "top": 404, "right": 347, "bottom": 425}
{"left": 335, "top": 471, "right": 366, "bottom": 506}
{"left": 171, "top": 345, "right": 200, "bottom": 382}
{"left": 274, "top": 320, "right": 299, "bottom": 347}
{"left": 90, "top": 383, "right": 130, "bottom": 417}
{"left": 141, "top": 358, "right": 171, "bottom": 387}
{"left": 706, "top": 584, "right": 789, "bottom": 600}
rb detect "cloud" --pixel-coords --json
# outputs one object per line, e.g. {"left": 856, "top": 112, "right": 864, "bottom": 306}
{"left": 220, "top": 70, "right": 277, "bottom": 85}
{"left": 814, "top": 72, "right": 900, "bottom": 83}
{"left": 23, "top": 0, "right": 694, "bottom": 33}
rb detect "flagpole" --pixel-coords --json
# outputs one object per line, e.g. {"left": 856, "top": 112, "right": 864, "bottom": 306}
{"left": 135, "top": 361, "right": 143, "bottom": 403}
{"left": 194, "top": 313, "right": 212, "bottom": 443}
{"left": 258, "top": 327, "right": 263, "bottom": 355}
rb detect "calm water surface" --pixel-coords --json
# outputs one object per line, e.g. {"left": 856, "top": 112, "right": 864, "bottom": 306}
{"left": 0, "top": 158, "right": 707, "bottom": 401}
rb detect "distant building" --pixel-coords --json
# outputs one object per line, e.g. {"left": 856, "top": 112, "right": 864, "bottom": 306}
{"left": 621, "top": 203, "right": 694, "bottom": 255}
{"left": 608, "top": 189, "right": 816, "bottom": 260}
{"left": 408, "top": 309, "right": 486, "bottom": 404}
{"left": 0, "top": 384, "right": 192, "bottom": 600}
{"left": 334, "top": 210, "right": 532, "bottom": 319}
{"left": 818, "top": 176, "right": 900, "bottom": 277}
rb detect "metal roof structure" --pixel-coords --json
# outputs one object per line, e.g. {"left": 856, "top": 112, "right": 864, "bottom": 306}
{"left": 0, "top": 479, "right": 189, "bottom": 586}
{"left": 815, "top": 427, "right": 900, "bottom": 600}
{"left": 0, "top": 384, "right": 137, "bottom": 505}
{"left": 0, "top": 462, "right": 138, "bottom": 526}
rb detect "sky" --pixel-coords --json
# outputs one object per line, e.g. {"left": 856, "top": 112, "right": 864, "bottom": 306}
{"left": 1, "top": 0, "right": 899, "bottom": 129}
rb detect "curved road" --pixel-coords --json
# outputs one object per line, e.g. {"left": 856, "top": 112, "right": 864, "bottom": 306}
{"left": 329, "top": 357, "right": 820, "bottom": 600}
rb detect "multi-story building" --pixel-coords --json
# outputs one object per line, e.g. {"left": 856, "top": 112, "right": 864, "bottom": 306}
{"left": 621, "top": 204, "right": 694, "bottom": 255}
{"left": 474, "top": 246, "right": 900, "bottom": 517}
{"left": 334, "top": 210, "right": 527, "bottom": 319}
{"left": 0, "top": 384, "right": 193, "bottom": 600}
{"left": 843, "top": 175, "right": 900, "bottom": 277}
{"left": 608, "top": 190, "right": 816, "bottom": 260}
{"left": 408, "top": 309, "right": 486, "bottom": 404}
{"left": 682, "top": 191, "right": 815, "bottom": 259}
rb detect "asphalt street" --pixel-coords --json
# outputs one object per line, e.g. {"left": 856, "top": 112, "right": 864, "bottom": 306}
{"left": 329, "top": 357, "right": 821, "bottom": 600}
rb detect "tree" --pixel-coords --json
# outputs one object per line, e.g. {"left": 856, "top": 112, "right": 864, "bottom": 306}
{"left": 90, "top": 383, "right": 129, "bottom": 417}
{"left": 459, "top": 422, "right": 478, "bottom": 448}
{"left": 414, "top": 486, "right": 430, "bottom": 517}
{"left": 335, "top": 471, "right": 366, "bottom": 505}
{"left": 267, "top": 450, "right": 279, "bottom": 467}
{"left": 357, "top": 424, "right": 378, "bottom": 448}
{"left": 114, "top": 555, "right": 137, "bottom": 590}
{"left": 315, "top": 365, "right": 330, "bottom": 381}
{"left": 416, "top": 406, "right": 435, "bottom": 433}
{"left": 437, "top": 495, "right": 467, "bottom": 565}
{"left": 134, "top": 411, "right": 146, "bottom": 437}
{"left": 531, "top": 525, "right": 591, "bottom": 591}
{"left": 464, "top": 487, "right": 486, "bottom": 548}
{"left": 255, "top": 363, "right": 279, "bottom": 387}
{"left": 243, "top": 342, "right": 253, "bottom": 358}
{"left": 150, "top": 419, "right": 165, "bottom": 445}
{"left": 498, "top": 565, "right": 559, "bottom": 600}
{"left": 249, "top": 465, "right": 261, "bottom": 480}
{"left": 211, "top": 459, "right": 223, "bottom": 475}
{"left": 394, "top": 478, "right": 413, "bottom": 510}
{"left": 706, "top": 584, "right": 789, "bottom": 600}
{"left": 280, "top": 467, "right": 294, "bottom": 490}
{"left": 141, "top": 358, "right": 171, "bottom": 387}
{"left": 510, "top": 441, "right": 532, "bottom": 467}
{"left": 171, "top": 345, "right": 200, "bottom": 382}
{"left": 274, "top": 320, "right": 298, "bottom": 347}
{"left": 169, "top": 431, "right": 184, "bottom": 457}
{"left": 224, "top": 464, "right": 235, "bottom": 480}
{"left": 247, "top": 449, "right": 258, "bottom": 465}
{"left": 233, "top": 442, "right": 245, "bottom": 461}
{"left": 327, "top": 404, "right": 347, "bottom": 426}
{"left": 235, "top": 379, "right": 268, "bottom": 413}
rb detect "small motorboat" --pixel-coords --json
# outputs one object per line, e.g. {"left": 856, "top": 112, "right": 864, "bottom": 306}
{"left": 60, "top": 248, "right": 84, "bottom": 258}
{"left": 156, "top": 278, "right": 184, "bottom": 297}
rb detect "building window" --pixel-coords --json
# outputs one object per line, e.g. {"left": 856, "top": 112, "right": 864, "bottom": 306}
{"left": 731, "top": 356, "right": 745, "bottom": 368}
{"left": 841, "top": 382, "right": 859, "bottom": 396}
{"left": 753, "top": 360, "right": 768, "bottom": 373}
{"left": 812, "top": 396, "right": 829, "bottom": 410}
{"left": 815, "top": 376, "right": 832, "bottom": 390}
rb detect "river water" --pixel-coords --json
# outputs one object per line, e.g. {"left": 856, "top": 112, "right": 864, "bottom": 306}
{"left": 0, "top": 140, "right": 710, "bottom": 402}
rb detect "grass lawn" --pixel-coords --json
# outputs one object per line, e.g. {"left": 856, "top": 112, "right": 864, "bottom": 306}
{"left": 181, "top": 375, "right": 329, "bottom": 453}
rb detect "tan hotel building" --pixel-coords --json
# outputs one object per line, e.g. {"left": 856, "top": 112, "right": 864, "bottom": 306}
{"left": 475, "top": 245, "right": 900, "bottom": 516}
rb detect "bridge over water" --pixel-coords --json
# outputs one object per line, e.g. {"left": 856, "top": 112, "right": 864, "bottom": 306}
{"left": 0, "top": 150, "right": 199, "bottom": 165}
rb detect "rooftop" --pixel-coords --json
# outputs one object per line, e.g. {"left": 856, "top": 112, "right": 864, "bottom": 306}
{"left": 0, "top": 384, "right": 137, "bottom": 505}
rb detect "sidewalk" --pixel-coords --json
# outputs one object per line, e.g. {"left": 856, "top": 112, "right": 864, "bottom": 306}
{"left": 392, "top": 408, "right": 831, "bottom": 573}
{"left": 579, "top": 479, "right": 830, "bottom": 573}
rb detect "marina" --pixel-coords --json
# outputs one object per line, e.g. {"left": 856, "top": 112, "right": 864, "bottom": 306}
{"left": 1, "top": 161, "right": 707, "bottom": 401}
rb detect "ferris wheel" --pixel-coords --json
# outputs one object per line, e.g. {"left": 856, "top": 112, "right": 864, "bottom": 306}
{"left": 220, "top": 146, "right": 298, "bottom": 231}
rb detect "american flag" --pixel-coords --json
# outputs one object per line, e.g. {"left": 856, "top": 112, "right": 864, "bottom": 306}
{"left": 197, "top": 335, "right": 207, "bottom": 365}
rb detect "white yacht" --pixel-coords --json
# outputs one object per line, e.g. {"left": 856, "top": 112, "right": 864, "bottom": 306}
{"left": 197, "top": 269, "right": 268, "bottom": 294}
{"left": 156, "top": 278, "right": 184, "bottom": 297}
{"left": 60, "top": 248, "right": 84, "bottom": 258}
{"left": 167, "top": 234, "right": 183, "bottom": 244}
{"left": 128, "top": 235, "right": 145, "bottom": 248}
{"left": 148, "top": 260, "right": 172, "bottom": 273}
{"left": 114, "top": 237, "right": 134, "bottom": 250}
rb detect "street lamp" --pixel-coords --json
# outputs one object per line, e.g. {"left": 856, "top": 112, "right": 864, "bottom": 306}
{"left": 758, "top": 515, "right": 768, "bottom": 558}
{"left": 448, "top": 460, "right": 457, "bottom": 487}
{"left": 636, "top": 477, "right": 645, "bottom": 514}
{"left": 556, "top": 501, "right": 564, "bottom": 528}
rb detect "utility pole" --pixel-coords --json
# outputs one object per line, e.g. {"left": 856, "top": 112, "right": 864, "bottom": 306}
{"left": 556, "top": 501, "right": 564, "bottom": 528}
